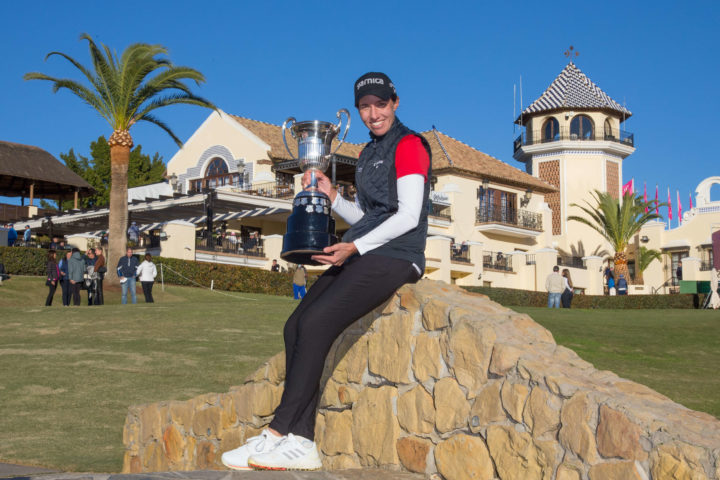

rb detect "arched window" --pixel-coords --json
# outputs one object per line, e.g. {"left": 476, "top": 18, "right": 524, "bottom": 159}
{"left": 543, "top": 118, "right": 560, "bottom": 142}
{"left": 570, "top": 115, "right": 594, "bottom": 140}
{"left": 206, "top": 158, "right": 228, "bottom": 176}
{"left": 604, "top": 118, "right": 613, "bottom": 140}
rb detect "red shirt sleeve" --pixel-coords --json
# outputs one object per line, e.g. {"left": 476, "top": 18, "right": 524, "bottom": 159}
{"left": 395, "top": 135, "right": 429, "bottom": 181}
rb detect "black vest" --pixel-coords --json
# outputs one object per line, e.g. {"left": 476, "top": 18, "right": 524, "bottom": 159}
{"left": 343, "top": 118, "right": 432, "bottom": 272}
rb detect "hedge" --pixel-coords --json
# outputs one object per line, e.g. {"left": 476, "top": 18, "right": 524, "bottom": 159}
{"left": 0, "top": 246, "right": 297, "bottom": 297}
{"left": 463, "top": 285, "right": 701, "bottom": 309}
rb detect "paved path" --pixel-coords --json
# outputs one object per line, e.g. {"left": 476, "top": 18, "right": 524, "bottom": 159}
{"left": 0, "top": 464, "right": 428, "bottom": 480}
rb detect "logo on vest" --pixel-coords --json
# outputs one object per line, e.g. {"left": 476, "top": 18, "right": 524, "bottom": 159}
{"left": 372, "top": 160, "right": 384, "bottom": 168}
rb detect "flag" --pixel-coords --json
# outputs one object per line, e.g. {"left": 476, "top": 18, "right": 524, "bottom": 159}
{"left": 622, "top": 179, "right": 633, "bottom": 195}
{"left": 668, "top": 187, "right": 672, "bottom": 221}
{"left": 689, "top": 192, "right": 693, "bottom": 210}
{"left": 644, "top": 182, "right": 648, "bottom": 213}
{"left": 655, "top": 185, "right": 659, "bottom": 215}
{"left": 632, "top": 178, "right": 635, "bottom": 194}
{"left": 677, "top": 190, "right": 682, "bottom": 225}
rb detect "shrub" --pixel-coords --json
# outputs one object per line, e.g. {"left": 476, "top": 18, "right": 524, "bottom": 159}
{"left": 0, "top": 247, "right": 297, "bottom": 297}
{"left": 463, "top": 285, "right": 699, "bottom": 309}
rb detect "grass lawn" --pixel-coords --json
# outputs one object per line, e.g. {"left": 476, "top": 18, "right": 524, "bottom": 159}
{"left": 514, "top": 306, "right": 720, "bottom": 420}
{"left": 0, "top": 276, "right": 296, "bottom": 472}
{"left": 0, "top": 276, "right": 718, "bottom": 472}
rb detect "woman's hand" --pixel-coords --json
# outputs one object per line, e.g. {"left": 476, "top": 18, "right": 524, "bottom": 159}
{"left": 302, "top": 170, "right": 336, "bottom": 202}
{"left": 311, "top": 242, "right": 358, "bottom": 267}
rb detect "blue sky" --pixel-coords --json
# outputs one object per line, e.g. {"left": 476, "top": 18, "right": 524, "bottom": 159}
{"left": 2, "top": 1, "right": 719, "bottom": 223}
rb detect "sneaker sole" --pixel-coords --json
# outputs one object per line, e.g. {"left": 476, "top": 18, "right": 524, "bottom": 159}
{"left": 222, "top": 463, "right": 253, "bottom": 471}
{"left": 248, "top": 461, "right": 321, "bottom": 471}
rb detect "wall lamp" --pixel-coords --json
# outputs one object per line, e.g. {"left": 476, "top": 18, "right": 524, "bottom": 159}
{"left": 521, "top": 189, "right": 532, "bottom": 207}
{"left": 640, "top": 236, "right": 649, "bottom": 243}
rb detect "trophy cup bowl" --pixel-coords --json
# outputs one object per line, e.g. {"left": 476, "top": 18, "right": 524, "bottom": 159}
{"left": 280, "top": 109, "right": 350, "bottom": 265}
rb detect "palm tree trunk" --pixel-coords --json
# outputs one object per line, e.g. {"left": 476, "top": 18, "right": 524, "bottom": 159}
{"left": 107, "top": 131, "right": 132, "bottom": 286}
{"left": 614, "top": 251, "right": 631, "bottom": 284}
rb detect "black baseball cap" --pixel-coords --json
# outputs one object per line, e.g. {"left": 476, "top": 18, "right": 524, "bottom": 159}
{"left": 354, "top": 72, "right": 397, "bottom": 107}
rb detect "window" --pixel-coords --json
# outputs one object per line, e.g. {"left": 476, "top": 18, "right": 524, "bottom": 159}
{"left": 604, "top": 118, "right": 613, "bottom": 139}
{"left": 543, "top": 117, "right": 560, "bottom": 142}
{"left": 478, "top": 188, "right": 517, "bottom": 224}
{"left": 190, "top": 158, "right": 242, "bottom": 192}
{"left": 206, "top": 158, "right": 228, "bottom": 176}
{"left": 570, "top": 115, "right": 594, "bottom": 140}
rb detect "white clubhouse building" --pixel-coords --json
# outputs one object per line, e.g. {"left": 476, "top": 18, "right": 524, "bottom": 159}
{"left": 34, "top": 62, "right": 719, "bottom": 295}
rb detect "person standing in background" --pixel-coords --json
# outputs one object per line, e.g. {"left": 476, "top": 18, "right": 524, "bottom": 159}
{"left": 68, "top": 248, "right": 85, "bottom": 306}
{"left": 23, "top": 225, "right": 32, "bottom": 245}
{"left": 45, "top": 250, "right": 60, "bottom": 306}
{"left": 617, "top": 273, "right": 628, "bottom": 295}
{"left": 59, "top": 251, "right": 72, "bottom": 306}
{"left": 117, "top": 247, "right": 139, "bottom": 304}
{"left": 84, "top": 249, "right": 97, "bottom": 305}
{"left": 545, "top": 265, "right": 564, "bottom": 308}
{"left": 7, "top": 223, "right": 17, "bottom": 246}
{"left": 93, "top": 247, "right": 106, "bottom": 305}
{"left": 292, "top": 264, "right": 307, "bottom": 300}
{"left": 561, "top": 268, "right": 574, "bottom": 308}
{"left": 136, "top": 253, "right": 158, "bottom": 303}
{"left": 271, "top": 259, "right": 280, "bottom": 272}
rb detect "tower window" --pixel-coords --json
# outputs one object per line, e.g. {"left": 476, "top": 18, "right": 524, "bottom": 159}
{"left": 543, "top": 118, "right": 560, "bottom": 142}
{"left": 604, "top": 118, "right": 614, "bottom": 140}
{"left": 570, "top": 115, "right": 594, "bottom": 140}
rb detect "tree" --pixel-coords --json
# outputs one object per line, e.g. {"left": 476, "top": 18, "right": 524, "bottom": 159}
{"left": 568, "top": 190, "right": 662, "bottom": 282}
{"left": 41, "top": 136, "right": 165, "bottom": 210}
{"left": 25, "top": 33, "right": 215, "bottom": 283}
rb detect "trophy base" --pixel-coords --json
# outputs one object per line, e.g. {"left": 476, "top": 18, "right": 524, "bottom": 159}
{"left": 281, "top": 248, "right": 332, "bottom": 266}
{"left": 281, "top": 230, "right": 338, "bottom": 266}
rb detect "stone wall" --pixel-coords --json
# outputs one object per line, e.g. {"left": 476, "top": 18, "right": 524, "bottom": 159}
{"left": 122, "top": 280, "right": 720, "bottom": 479}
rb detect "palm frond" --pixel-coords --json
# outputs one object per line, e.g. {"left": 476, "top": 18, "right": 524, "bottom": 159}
{"left": 137, "top": 113, "right": 182, "bottom": 146}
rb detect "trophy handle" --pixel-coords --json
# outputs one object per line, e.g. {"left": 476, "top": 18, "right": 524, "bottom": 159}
{"left": 282, "top": 117, "right": 297, "bottom": 161}
{"left": 330, "top": 108, "right": 351, "bottom": 156}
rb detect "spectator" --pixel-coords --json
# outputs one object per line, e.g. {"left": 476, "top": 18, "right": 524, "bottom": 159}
{"left": 127, "top": 221, "right": 140, "bottom": 244}
{"left": 561, "top": 268, "right": 574, "bottom": 308}
{"left": 617, "top": 273, "right": 628, "bottom": 295}
{"left": 59, "top": 251, "right": 72, "bottom": 306}
{"left": 68, "top": 248, "right": 85, "bottom": 306}
{"left": 93, "top": 247, "right": 106, "bottom": 305}
{"left": 603, "top": 264, "right": 614, "bottom": 294}
{"left": 676, "top": 261, "right": 683, "bottom": 282}
{"left": 45, "top": 250, "right": 60, "bottom": 306}
{"left": 58, "top": 239, "right": 67, "bottom": 250}
{"left": 7, "top": 223, "right": 17, "bottom": 246}
{"left": 49, "top": 236, "right": 60, "bottom": 250}
{"left": 117, "top": 247, "right": 139, "bottom": 304}
{"left": 85, "top": 250, "right": 97, "bottom": 305}
{"left": 136, "top": 253, "right": 158, "bottom": 303}
{"left": 244, "top": 231, "right": 259, "bottom": 252}
{"left": 271, "top": 259, "right": 280, "bottom": 272}
{"left": 608, "top": 275, "right": 617, "bottom": 295}
{"left": 292, "top": 265, "right": 307, "bottom": 300}
{"left": 545, "top": 265, "right": 563, "bottom": 308}
{"left": 227, "top": 231, "right": 238, "bottom": 250}
{"left": 23, "top": 225, "right": 32, "bottom": 245}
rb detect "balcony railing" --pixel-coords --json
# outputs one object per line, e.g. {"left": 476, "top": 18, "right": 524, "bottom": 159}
{"left": 557, "top": 256, "right": 586, "bottom": 270}
{"left": 229, "top": 181, "right": 295, "bottom": 199}
{"left": 700, "top": 260, "right": 714, "bottom": 272}
{"left": 525, "top": 254, "right": 536, "bottom": 265}
{"left": 196, "top": 235, "right": 265, "bottom": 257}
{"left": 483, "top": 251, "right": 513, "bottom": 272}
{"left": 514, "top": 127, "right": 635, "bottom": 152}
{"left": 429, "top": 202, "right": 452, "bottom": 221}
{"left": 450, "top": 244, "right": 471, "bottom": 263}
{"left": 476, "top": 206, "right": 542, "bottom": 231}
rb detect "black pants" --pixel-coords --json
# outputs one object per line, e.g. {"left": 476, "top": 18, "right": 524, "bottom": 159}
{"left": 561, "top": 289, "right": 573, "bottom": 308}
{"left": 45, "top": 282, "right": 57, "bottom": 306}
{"left": 60, "top": 280, "right": 71, "bottom": 306}
{"left": 71, "top": 283, "right": 81, "bottom": 306}
{"left": 94, "top": 278, "right": 104, "bottom": 305}
{"left": 269, "top": 254, "right": 419, "bottom": 440}
{"left": 141, "top": 281, "right": 154, "bottom": 303}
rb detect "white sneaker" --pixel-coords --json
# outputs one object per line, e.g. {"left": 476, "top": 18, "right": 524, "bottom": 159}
{"left": 247, "top": 433, "right": 322, "bottom": 471}
{"left": 220, "top": 429, "right": 284, "bottom": 471}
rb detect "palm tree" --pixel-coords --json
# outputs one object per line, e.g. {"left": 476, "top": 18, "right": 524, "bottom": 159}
{"left": 25, "top": 34, "right": 215, "bottom": 282}
{"left": 568, "top": 190, "right": 662, "bottom": 281}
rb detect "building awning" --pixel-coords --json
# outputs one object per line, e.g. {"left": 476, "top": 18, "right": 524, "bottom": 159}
{"left": 660, "top": 239, "right": 691, "bottom": 250}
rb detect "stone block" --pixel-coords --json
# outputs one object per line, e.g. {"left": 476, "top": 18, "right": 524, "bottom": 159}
{"left": 589, "top": 461, "right": 644, "bottom": 480}
{"left": 196, "top": 440, "right": 218, "bottom": 470}
{"left": 487, "top": 425, "right": 557, "bottom": 480}
{"left": 396, "top": 436, "right": 432, "bottom": 473}
{"left": 192, "top": 406, "right": 223, "bottom": 438}
{"left": 434, "top": 377, "right": 470, "bottom": 433}
{"left": 143, "top": 441, "right": 168, "bottom": 472}
{"left": 422, "top": 297, "right": 451, "bottom": 330}
{"left": 556, "top": 464, "right": 583, "bottom": 480}
{"left": 523, "top": 387, "right": 560, "bottom": 438}
{"left": 140, "top": 404, "right": 162, "bottom": 443}
{"left": 352, "top": 386, "right": 401, "bottom": 466}
{"left": 650, "top": 443, "right": 710, "bottom": 480}
{"left": 266, "top": 351, "right": 286, "bottom": 384}
{"left": 399, "top": 285, "right": 422, "bottom": 312}
{"left": 323, "top": 454, "right": 361, "bottom": 470}
{"left": 559, "top": 392, "right": 598, "bottom": 464}
{"left": 331, "top": 334, "right": 368, "bottom": 384}
{"left": 162, "top": 424, "right": 184, "bottom": 464}
{"left": 500, "top": 380, "right": 529, "bottom": 423}
{"left": 397, "top": 384, "right": 435, "bottom": 434}
{"left": 368, "top": 310, "right": 414, "bottom": 384}
{"left": 435, "top": 433, "right": 494, "bottom": 480}
{"left": 169, "top": 400, "right": 195, "bottom": 431}
{"left": 219, "top": 394, "right": 237, "bottom": 431}
{"left": 322, "top": 410, "right": 354, "bottom": 456}
{"left": 596, "top": 405, "right": 647, "bottom": 461}
{"left": 412, "top": 332, "right": 444, "bottom": 383}
{"left": 441, "top": 318, "right": 495, "bottom": 394}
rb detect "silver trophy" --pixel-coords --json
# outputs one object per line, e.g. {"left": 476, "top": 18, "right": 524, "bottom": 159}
{"left": 280, "top": 109, "right": 350, "bottom": 265}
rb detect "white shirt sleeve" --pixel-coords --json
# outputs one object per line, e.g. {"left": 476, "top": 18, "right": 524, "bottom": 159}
{"left": 353, "top": 174, "right": 425, "bottom": 255}
{"left": 331, "top": 192, "right": 365, "bottom": 225}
